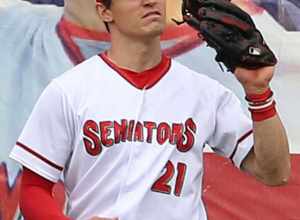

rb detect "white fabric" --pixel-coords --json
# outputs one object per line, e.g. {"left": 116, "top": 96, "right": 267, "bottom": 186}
{"left": 10, "top": 55, "right": 253, "bottom": 220}
{"left": 207, "top": 88, "right": 254, "bottom": 168}
{"left": 10, "top": 81, "right": 74, "bottom": 181}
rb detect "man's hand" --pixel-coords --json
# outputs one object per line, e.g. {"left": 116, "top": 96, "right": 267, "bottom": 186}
{"left": 234, "top": 66, "right": 274, "bottom": 94}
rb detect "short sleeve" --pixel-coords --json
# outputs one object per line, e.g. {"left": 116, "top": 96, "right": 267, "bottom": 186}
{"left": 208, "top": 88, "right": 254, "bottom": 168}
{"left": 10, "top": 80, "right": 75, "bottom": 182}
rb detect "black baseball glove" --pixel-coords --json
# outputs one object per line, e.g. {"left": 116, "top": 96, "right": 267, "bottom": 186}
{"left": 178, "top": 0, "right": 277, "bottom": 72}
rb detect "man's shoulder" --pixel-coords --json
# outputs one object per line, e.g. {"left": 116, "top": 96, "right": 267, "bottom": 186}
{"left": 54, "top": 55, "right": 102, "bottom": 87}
{"left": 170, "top": 59, "right": 238, "bottom": 103}
{"left": 47, "top": 56, "right": 103, "bottom": 109}
{"left": 170, "top": 59, "right": 223, "bottom": 89}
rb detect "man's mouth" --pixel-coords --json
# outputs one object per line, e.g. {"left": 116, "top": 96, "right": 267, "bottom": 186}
{"left": 142, "top": 11, "right": 161, "bottom": 19}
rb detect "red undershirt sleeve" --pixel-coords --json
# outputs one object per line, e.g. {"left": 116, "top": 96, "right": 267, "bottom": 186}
{"left": 20, "top": 167, "right": 71, "bottom": 220}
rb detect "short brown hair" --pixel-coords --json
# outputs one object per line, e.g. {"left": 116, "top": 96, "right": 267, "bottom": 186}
{"left": 101, "top": 0, "right": 112, "bottom": 8}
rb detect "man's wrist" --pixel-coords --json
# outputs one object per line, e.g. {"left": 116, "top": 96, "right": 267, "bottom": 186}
{"left": 243, "top": 85, "right": 270, "bottom": 95}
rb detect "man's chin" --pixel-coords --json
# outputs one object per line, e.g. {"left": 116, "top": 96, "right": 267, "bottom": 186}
{"left": 142, "top": 25, "right": 165, "bottom": 38}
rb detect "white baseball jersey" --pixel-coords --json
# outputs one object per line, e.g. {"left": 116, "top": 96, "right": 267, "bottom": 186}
{"left": 10, "top": 53, "right": 254, "bottom": 220}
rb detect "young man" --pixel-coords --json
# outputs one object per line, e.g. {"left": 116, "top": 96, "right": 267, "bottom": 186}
{"left": 9, "top": 0, "right": 290, "bottom": 220}
{"left": 0, "top": 0, "right": 196, "bottom": 165}
{"left": 0, "top": 1, "right": 199, "bottom": 219}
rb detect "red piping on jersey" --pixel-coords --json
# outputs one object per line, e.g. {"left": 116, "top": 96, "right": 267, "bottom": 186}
{"left": 99, "top": 52, "right": 171, "bottom": 90}
{"left": 229, "top": 130, "right": 253, "bottom": 161}
{"left": 16, "top": 142, "right": 64, "bottom": 171}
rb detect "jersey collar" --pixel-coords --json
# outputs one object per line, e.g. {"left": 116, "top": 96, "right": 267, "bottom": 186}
{"left": 99, "top": 52, "right": 171, "bottom": 90}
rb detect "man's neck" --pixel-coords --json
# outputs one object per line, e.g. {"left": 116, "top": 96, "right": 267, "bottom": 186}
{"left": 107, "top": 35, "right": 163, "bottom": 73}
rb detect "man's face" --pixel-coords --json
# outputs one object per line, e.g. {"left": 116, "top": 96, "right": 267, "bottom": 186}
{"left": 109, "top": 0, "right": 166, "bottom": 38}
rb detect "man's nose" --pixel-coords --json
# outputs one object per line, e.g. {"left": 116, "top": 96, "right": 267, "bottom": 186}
{"left": 142, "top": 0, "right": 157, "bottom": 7}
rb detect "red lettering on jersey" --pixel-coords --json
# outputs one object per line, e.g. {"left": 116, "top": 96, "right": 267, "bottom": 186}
{"left": 83, "top": 118, "right": 197, "bottom": 154}
{"left": 144, "top": 121, "right": 157, "bottom": 143}
{"left": 127, "top": 120, "right": 135, "bottom": 141}
{"left": 177, "top": 118, "right": 196, "bottom": 152}
{"left": 100, "top": 121, "right": 114, "bottom": 147}
{"left": 151, "top": 161, "right": 187, "bottom": 197}
{"left": 157, "top": 122, "right": 171, "bottom": 145}
{"left": 174, "top": 162, "right": 187, "bottom": 197}
{"left": 151, "top": 161, "right": 174, "bottom": 194}
{"left": 170, "top": 123, "right": 184, "bottom": 145}
{"left": 134, "top": 121, "right": 144, "bottom": 142}
{"left": 83, "top": 120, "right": 102, "bottom": 156}
{"left": 114, "top": 119, "right": 128, "bottom": 144}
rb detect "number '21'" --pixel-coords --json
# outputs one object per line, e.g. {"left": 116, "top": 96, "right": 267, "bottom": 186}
{"left": 151, "top": 160, "right": 187, "bottom": 197}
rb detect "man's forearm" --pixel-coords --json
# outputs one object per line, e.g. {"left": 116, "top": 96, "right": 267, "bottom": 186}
{"left": 234, "top": 66, "right": 291, "bottom": 186}
{"left": 251, "top": 115, "right": 291, "bottom": 185}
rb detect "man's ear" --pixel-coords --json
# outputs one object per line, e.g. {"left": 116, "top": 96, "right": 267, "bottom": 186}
{"left": 96, "top": 1, "right": 113, "bottom": 23}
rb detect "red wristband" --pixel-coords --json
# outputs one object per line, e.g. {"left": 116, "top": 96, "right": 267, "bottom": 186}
{"left": 249, "top": 101, "right": 277, "bottom": 121}
{"left": 245, "top": 88, "right": 277, "bottom": 121}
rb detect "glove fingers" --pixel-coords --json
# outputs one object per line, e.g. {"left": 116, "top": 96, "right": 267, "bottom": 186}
{"left": 198, "top": 7, "right": 253, "bottom": 33}
{"left": 196, "top": 0, "right": 255, "bottom": 26}
{"left": 200, "top": 21, "right": 276, "bottom": 70}
{"left": 200, "top": 20, "right": 249, "bottom": 56}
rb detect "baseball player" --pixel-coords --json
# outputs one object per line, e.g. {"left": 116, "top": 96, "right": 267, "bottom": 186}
{"left": 8, "top": 0, "right": 290, "bottom": 220}
{"left": 0, "top": 4, "right": 198, "bottom": 215}
{"left": 0, "top": 0, "right": 181, "bottom": 185}
{"left": 0, "top": 0, "right": 198, "bottom": 164}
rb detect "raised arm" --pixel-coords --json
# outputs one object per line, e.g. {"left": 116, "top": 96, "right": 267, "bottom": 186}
{"left": 236, "top": 66, "right": 291, "bottom": 186}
